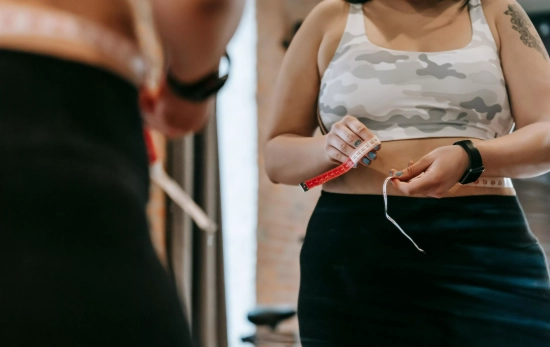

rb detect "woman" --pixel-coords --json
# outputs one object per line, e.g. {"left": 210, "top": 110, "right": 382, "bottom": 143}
{"left": 265, "top": 0, "right": 550, "bottom": 345}
{"left": 0, "top": 0, "right": 242, "bottom": 345}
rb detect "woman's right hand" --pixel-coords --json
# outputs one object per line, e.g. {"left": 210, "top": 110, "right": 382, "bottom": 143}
{"left": 325, "top": 115, "right": 381, "bottom": 166}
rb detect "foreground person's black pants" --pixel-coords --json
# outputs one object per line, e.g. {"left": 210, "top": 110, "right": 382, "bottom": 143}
{"left": 0, "top": 49, "right": 192, "bottom": 347}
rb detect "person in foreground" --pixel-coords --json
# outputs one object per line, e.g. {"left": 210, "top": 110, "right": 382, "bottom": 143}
{"left": 265, "top": 0, "right": 550, "bottom": 345}
{"left": 0, "top": 0, "right": 243, "bottom": 345}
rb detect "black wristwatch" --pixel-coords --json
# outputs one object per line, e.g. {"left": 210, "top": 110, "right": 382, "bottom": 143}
{"left": 166, "top": 53, "right": 230, "bottom": 102}
{"left": 453, "top": 140, "right": 485, "bottom": 184}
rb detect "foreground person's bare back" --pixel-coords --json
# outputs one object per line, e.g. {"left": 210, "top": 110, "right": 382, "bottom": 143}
{"left": 0, "top": 0, "right": 135, "bottom": 39}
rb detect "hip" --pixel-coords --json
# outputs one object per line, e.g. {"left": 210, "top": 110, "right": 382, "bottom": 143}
{"left": 0, "top": 48, "right": 149, "bottom": 200}
{"left": 299, "top": 192, "right": 550, "bottom": 344}
{"left": 302, "top": 192, "right": 546, "bottom": 267}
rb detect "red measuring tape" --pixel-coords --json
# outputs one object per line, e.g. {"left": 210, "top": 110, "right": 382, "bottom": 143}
{"left": 300, "top": 137, "right": 382, "bottom": 192}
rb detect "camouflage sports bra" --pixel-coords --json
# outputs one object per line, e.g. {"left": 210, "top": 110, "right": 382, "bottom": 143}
{"left": 318, "top": 0, "right": 514, "bottom": 141}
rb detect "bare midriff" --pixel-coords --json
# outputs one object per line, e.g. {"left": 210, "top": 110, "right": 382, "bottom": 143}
{"left": 322, "top": 137, "right": 516, "bottom": 197}
{"left": 0, "top": 0, "right": 139, "bottom": 82}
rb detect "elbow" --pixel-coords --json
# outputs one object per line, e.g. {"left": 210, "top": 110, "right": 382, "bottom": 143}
{"left": 265, "top": 167, "right": 280, "bottom": 185}
{"left": 263, "top": 139, "right": 281, "bottom": 185}
{"left": 535, "top": 121, "right": 550, "bottom": 167}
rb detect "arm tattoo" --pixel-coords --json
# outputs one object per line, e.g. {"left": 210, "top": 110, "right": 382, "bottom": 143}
{"left": 504, "top": 3, "right": 549, "bottom": 61}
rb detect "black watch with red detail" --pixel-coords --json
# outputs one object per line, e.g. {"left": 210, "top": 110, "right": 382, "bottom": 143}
{"left": 453, "top": 140, "right": 485, "bottom": 185}
{"left": 166, "top": 53, "right": 230, "bottom": 102}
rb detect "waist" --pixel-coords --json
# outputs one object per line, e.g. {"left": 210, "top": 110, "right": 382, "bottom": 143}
{"left": 0, "top": 48, "right": 147, "bottom": 173}
{"left": 315, "top": 191, "right": 523, "bottom": 218}
{"left": 0, "top": 3, "right": 147, "bottom": 84}
{"left": 309, "top": 193, "right": 537, "bottom": 259}
{"left": 322, "top": 137, "right": 516, "bottom": 197}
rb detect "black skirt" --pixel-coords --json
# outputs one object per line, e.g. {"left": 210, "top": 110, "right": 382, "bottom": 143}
{"left": 298, "top": 191, "right": 550, "bottom": 346}
{"left": 0, "top": 50, "right": 191, "bottom": 346}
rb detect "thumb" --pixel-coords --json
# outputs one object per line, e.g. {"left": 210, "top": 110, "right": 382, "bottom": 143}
{"left": 391, "top": 156, "right": 431, "bottom": 181}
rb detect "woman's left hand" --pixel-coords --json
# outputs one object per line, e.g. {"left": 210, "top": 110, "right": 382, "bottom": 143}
{"left": 140, "top": 78, "right": 214, "bottom": 138}
{"left": 389, "top": 145, "right": 471, "bottom": 198}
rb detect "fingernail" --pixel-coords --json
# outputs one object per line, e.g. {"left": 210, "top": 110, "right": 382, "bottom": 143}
{"left": 395, "top": 171, "right": 403, "bottom": 177}
{"left": 374, "top": 145, "right": 381, "bottom": 150}
{"left": 368, "top": 152, "right": 376, "bottom": 160}
{"left": 362, "top": 158, "right": 371, "bottom": 165}
{"left": 354, "top": 140, "right": 362, "bottom": 147}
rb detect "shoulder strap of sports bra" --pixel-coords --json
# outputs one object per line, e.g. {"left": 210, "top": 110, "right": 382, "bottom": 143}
{"left": 345, "top": 3, "right": 367, "bottom": 37}
{"left": 467, "top": 0, "right": 498, "bottom": 50}
{"left": 468, "top": 0, "right": 485, "bottom": 25}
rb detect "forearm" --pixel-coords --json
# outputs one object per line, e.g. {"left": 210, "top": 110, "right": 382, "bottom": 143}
{"left": 476, "top": 121, "right": 550, "bottom": 178}
{"left": 153, "top": 0, "right": 245, "bottom": 82}
{"left": 265, "top": 135, "right": 336, "bottom": 186}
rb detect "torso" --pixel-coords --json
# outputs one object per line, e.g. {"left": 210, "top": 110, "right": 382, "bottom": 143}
{"left": 317, "top": 0, "right": 514, "bottom": 197}
{"left": 322, "top": 136, "right": 515, "bottom": 196}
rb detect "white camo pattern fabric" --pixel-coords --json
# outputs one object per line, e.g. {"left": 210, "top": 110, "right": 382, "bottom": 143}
{"left": 318, "top": 0, "right": 514, "bottom": 141}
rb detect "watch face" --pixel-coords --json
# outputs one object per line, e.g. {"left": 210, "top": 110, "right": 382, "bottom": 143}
{"left": 471, "top": 167, "right": 485, "bottom": 174}
{"left": 461, "top": 166, "right": 484, "bottom": 185}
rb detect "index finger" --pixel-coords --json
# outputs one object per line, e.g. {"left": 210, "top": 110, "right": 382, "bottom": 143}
{"left": 344, "top": 116, "right": 375, "bottom": 143}
{"left": 392, "top": 171, "right": 437, "bottom": 196}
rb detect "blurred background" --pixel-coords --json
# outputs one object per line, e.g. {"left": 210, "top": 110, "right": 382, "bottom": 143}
{"left": 152, "top": 1, "right": 550, "bottom": 346}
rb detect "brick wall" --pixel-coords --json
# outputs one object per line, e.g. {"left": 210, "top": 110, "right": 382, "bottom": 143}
{"left": 256, "top": 0, "right": 322, "bottom": 333}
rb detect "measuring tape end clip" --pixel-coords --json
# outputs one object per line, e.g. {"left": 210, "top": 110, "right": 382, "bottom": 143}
{"left": 300, "top": 183, "right": 310, "bottom": 192}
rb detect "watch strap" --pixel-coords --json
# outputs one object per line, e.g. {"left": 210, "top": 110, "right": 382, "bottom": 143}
{"left": 166, "top": 53, "right": 230, "bottom": 102}
{"left": 453, "top": 140, "right": 484, "bottom": 184}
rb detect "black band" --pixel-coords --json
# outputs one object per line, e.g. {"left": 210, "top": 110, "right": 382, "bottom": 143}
{"left": 166, "top": 53, "right": 230, "bottom": 102}
{"left": 453, "top": 140, "right": 485, "bottom": 184}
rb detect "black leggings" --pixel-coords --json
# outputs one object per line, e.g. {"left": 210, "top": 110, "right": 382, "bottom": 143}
{"left": 0, "top": 49, "right": 191, "bottom": 346}
{"left": 299, "top": 192, "right": 550, "bottom": 346}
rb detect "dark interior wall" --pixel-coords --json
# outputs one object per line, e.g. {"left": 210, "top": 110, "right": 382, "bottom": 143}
{"left": 531, "top": 11, "right": 550, "bottom": 49}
